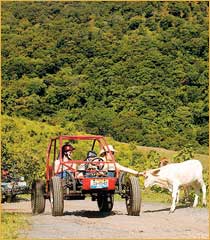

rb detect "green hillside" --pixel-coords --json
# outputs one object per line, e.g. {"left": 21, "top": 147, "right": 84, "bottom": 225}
{"left": 1, "top": 115, "right": 208, "bottom": 187}
{"left": 1, "top": 2, "right": 209, "bottom": 154}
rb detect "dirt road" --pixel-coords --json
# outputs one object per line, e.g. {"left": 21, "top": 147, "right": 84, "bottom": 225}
{"left": 2, "top": 198, "right": 209, "bottom": 239}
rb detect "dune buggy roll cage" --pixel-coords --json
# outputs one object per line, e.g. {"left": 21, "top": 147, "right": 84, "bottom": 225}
{"left": 45, "top": 135, "right": 120, "bottom": 192}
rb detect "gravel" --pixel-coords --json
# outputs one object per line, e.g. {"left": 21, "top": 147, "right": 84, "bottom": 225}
{"left": 2, "top": 198, "right": 209, "bottom": 239}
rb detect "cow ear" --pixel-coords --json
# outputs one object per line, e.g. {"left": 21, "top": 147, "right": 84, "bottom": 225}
{"left": 152, "top": 169, "right": 160, "bottom": 176}
{"left": 164, "top": 160, "right": 169, "bottom": 165}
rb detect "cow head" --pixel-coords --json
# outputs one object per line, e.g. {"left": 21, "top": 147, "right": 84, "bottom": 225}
{"left": 159, "top": 158, "right": 169, "bottom": 167}
{"left": 138, "top": 169, "right": 160, "bottom": 188}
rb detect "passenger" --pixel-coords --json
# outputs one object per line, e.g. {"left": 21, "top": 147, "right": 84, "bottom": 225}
{"left": 2, "top": 167, "right": 9, "bottom": 178}
{"left": 1, "top": 167, "right": 12, "bottom": 182}
{"left": 99, "top": 145, "right": 139, "bottom": 176}
{"left": 54, "top": 144, "right": 76, "bottom": 178}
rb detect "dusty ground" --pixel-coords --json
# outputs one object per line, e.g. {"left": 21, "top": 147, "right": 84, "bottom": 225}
{"left": 2, "top": 198, "right": 209, "bottom": 239}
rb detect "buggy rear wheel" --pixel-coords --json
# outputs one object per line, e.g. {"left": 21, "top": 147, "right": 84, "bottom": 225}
{"left": 50, "top": 176, "right": 64, "bottom": 216}
{"left": 6, "top": 194, "right": 13, "bottom": 203}
{"left": 97, "top": 192, "right": 114, "bottom": 212}
{"left": 31, "top": 180, "right": 46, "bottom": 214}
{"left": 125, "top": 176, "right": 141, "bottom": 216}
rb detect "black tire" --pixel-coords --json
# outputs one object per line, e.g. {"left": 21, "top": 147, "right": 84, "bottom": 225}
{"left": 6, "top": 194, "right": 14, "bottom": 203}
{"left": 118, "top": 172, "right": 127, "bottom": 192}
{"left": 31, "top": 180, "right": 46, "bottom": 214}
{"left": 50, "top": 176, "right": 64, "bottom": 216}
{"left": 97, "top": 192, "right": 114, "bottom": 212}
{"left": 125, "top": 176, "right": 141, "bottom": 216}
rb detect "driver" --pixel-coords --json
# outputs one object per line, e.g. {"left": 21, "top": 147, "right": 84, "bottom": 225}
{"left": 99, "top": 145, "right": 139, "bottom": 176}
{"left": 77, "top": 151, "right": 104, "bottom": 177}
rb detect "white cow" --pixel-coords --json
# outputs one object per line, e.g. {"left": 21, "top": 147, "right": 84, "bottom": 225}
{"left": 158, "top": 158, "right": 189, "bottom": 204}
{"left": 139, "top": 159, "right": 207, "bottom": 213}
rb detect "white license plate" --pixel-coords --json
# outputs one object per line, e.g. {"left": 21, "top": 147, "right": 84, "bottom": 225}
{"left": 90, "top": 179, "right": 108, "bottom": 189}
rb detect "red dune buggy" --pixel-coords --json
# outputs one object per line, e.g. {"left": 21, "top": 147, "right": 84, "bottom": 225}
{"left": 31, "top": 135, "right": 141, "bottom": 216}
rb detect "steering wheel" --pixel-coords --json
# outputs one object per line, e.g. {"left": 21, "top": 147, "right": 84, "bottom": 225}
{"left": 90, "top": 157, "right": 105, "bottom": 170}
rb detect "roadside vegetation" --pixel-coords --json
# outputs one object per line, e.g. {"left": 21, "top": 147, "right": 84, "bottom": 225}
{"left": 1, "top": 212, "right": 30, "bottom": 240}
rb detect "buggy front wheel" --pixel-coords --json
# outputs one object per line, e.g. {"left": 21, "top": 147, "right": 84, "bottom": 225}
{"left": 125, "top": 176, "right": 141, "bottom": 216}
{"left": 50, "top": 176, "right": 64, "bottom": 216}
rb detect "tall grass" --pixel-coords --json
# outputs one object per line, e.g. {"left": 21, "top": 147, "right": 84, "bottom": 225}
{"left": 1, "top": 212, "right": 30, "bottom": 240}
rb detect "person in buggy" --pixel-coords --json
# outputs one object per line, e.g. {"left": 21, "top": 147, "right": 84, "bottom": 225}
{"left": 54, "top": 144, "right": 76, "bottom": 178}
{"left": 54, "top": 143, "right": 140, "bottom": 178}
{"left": 54, "top": 143, "right": 88, "bottom": 179}
{"left": 99, "top": 145, "right": 139, "bottom": 176}
{"left": 1, "top": 165, "right": 13, "bottom": 182}
{"left": 80, "top": 145, "right": 140, "bottom": 177}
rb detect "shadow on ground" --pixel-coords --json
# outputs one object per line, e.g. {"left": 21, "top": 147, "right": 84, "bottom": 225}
{"left": 143, "top": 204, "right": 191, "bottom": 213}
{"left": 64, "top": 210, "right": 125, "bottom": 218}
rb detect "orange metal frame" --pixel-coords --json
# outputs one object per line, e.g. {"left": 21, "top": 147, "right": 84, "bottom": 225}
{"left": 45, "top": 135, "right": 119, "bottom": 193}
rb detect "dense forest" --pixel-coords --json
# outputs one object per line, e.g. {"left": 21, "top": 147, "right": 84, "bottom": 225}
{"left": 1, "top": 1, "right": 209, "bottom": 157}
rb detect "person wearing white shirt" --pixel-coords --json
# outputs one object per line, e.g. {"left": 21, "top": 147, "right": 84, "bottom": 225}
{"left": 54, "top": 144, "right": 76, "bottom": 178}
{"left": 99, "top": 145, "right": 139, "bottom": 176}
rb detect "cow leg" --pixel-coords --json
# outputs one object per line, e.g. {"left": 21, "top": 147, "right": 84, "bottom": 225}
{"left": 183, "top": 187, "right": 188, "bottom": 202}
{"left": 192, "top": 183, "right": 200, "bottom": 208}
{"left": 176, "top": 189, "right": 180, "bottom": 204}
{"left": 198, "top": 178, "right": 207, "bottom": 207}
{"left": 170, "top": 184, "right": 179, "bottom": 213}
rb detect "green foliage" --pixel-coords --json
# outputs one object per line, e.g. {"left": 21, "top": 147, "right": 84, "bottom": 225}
{"left": 1, "top": 1, "right": 209, "bottom": 154}
{"left": 1, "top": 115, "right": 77, "bottom": 184}
{"left": 147, "top": 150, "right": 161, "bottom": 168}
{"left": 173, "top": 145, "right": 194, "bottom": 162}
{"left": 1, "top": 212, "right": 29, "bottom": 239}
